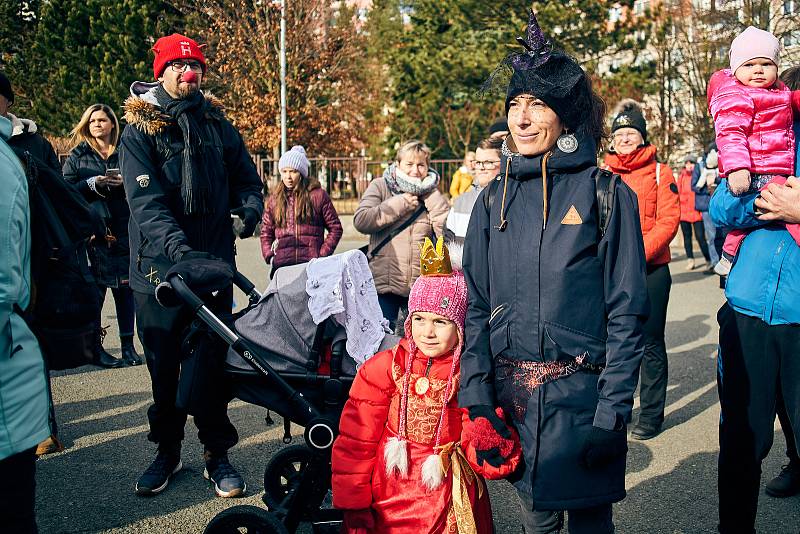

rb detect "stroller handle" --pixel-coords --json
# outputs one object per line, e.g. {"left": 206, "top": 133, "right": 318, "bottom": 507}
{"left": 233, "top": 271, "right": 262, "bottom": 305}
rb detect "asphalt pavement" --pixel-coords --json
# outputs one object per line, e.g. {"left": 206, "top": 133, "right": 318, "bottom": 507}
{"left": 36, "top": 228, "right": 800, "bottom": 533}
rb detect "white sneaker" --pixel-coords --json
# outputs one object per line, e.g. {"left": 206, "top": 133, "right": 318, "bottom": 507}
{"left": 714, "top": 257, "right": 732, "bottom": 276}
{"left": 686, "top": 259, "right": 696, "bottom": 271}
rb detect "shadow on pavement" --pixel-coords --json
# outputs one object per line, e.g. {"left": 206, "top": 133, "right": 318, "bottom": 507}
{"left": 35, "top": 398, "right": 297, "bottom": 533}
{"left": 615, "top": 433, "right": 800, "bottom": 534}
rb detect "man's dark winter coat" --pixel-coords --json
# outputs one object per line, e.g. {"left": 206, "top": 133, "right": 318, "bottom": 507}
{"left": 63, "top": 141, "right": 130, "bottom": 287}
{"left": 118, "top": 84, "right": 263, "bottom": 294}
{"left": 459, "top": 131, "right": 649, "bottom": 510}
{"left": 6, "top": 114, "right": 61, "bottom": 173}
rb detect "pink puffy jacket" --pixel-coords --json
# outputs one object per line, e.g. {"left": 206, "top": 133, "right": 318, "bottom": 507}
{"left": 707, "top": 69, "right": 800, "bottom": 177}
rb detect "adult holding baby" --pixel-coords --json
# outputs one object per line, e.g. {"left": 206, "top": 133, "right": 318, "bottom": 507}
{"left": 709, "top": 26, "right": 800, "bottom": 533}
{"left": 63, "top": 104, "right": 138, "bottom": 368}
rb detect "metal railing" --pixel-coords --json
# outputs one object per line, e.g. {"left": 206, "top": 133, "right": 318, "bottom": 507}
{"left": 253, "top": 155, "right": 463, "bottom": 214}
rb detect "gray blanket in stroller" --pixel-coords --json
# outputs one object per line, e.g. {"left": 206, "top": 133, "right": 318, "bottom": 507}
{"left": 227, "top": 263, "right": 398, "bottom": 376}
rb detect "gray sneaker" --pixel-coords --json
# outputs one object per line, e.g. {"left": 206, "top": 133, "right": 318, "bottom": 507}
{"left": 204, "top": 453, "right": 246, "bottom": 498}
{"left": 135, "top": 450, "right": 182, "bottom": 496}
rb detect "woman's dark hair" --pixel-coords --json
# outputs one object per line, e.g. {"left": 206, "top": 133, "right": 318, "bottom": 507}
{"left": 781, "top": 66, "right": 800, "bottom": 91}
{"left": 270, "top": 175, "right": 320, "bottom": 228}
{"left": 580, "top": 76, "right": 609, "bottom": 152}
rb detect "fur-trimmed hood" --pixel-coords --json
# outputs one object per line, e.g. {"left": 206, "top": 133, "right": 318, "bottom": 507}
{"left": 122, "top": 81, "right": 226, "bottom": 135}
{"left": 7, "top": 112, "right": 39, "bottom": 138}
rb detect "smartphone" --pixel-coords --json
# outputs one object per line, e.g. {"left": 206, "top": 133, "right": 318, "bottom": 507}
{"left": 106, "top": 168, "right": 121, "bottom": 177}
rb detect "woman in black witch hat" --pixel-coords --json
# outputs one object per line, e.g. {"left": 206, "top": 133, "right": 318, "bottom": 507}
{"left": 458, "top": 10, "right": 649, "bottom": 533}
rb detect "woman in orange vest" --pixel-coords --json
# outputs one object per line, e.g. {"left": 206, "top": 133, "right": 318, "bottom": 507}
{"left": 604, "top": 100, "right": 680, "bottom": 441}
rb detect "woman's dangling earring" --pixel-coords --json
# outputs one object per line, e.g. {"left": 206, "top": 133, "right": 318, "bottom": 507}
{"left": 556, "top": 129, "right": 578, "bottom": 154}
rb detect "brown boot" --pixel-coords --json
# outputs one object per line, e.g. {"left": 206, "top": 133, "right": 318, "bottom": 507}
{"left": 36, "top": 434, "right": 65, "bottom": 457}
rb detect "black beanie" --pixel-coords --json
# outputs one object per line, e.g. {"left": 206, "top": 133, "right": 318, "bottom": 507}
{"left": 488, "top": 118, "right": 508, "bottom": 136}
{"left": 0, "top": 71, "right": 13, "bottom": 105}
{"left": 611, "top": 99, "right": 647, "bottom": 142}
{"left": 504, "top": 51, "right": 591, "bottom": 132}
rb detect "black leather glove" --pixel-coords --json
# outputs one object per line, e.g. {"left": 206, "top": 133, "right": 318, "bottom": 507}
{"left": 468, "top": 405, "right": 512, "bottom": 439}
{"left": 580, "top": 426, "right": 628, "bottom": 470}
{"left": 180, "top": 250, "right": 217, "bottom": 262}
{"left": 231, "top": 206, "right": 259, "bottom": 239}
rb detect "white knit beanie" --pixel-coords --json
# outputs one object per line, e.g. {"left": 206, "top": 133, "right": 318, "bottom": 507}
{"left": 729, "top": 26, "right": 780, "bottom": 74}
{"left": 278, "top": 145, "right": 310, "bottom": 179}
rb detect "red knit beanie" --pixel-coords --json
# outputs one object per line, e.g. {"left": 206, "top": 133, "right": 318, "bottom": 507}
{"left": 152, "top": 34, "right": 207, "bottom": 79}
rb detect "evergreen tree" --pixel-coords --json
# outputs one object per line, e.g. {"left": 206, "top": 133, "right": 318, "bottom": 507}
{"left": 17, "top": 0, "right": 182, "bottom": 135}
{"left": 367, "top": 0, "right": 650, "bottom": 158}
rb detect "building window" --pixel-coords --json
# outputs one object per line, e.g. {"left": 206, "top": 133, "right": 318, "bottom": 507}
{"left": 634, "top": 0, "right": 650, "bottom": 15}
{"left": 785, "top": 1, "right": 794, "bottom": 15}
{"left": 609, "top": 6, "right": 622, "bottom": 22}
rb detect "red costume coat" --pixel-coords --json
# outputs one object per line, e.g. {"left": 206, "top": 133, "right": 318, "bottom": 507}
{"left": 331, "top": 339, "right": 494, "bottom": 534}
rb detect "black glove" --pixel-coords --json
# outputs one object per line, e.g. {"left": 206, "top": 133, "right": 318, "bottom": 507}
{"left": 468, "top": 405, "right": 512, "bottom": 439}
{"left": 180, "top": 250, "right": 218, "bottom": 262}
{"left": 580, "top": 426, "right": 628, "bottom": 470}
{"left": 231, "top": 206, "right": 259, "bottom": 239}
{"left": 475, "top": 446, "right": 504, "bottom": 468}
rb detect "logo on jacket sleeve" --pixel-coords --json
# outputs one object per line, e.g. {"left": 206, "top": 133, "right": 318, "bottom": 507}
{"left": 561, "top": 205, "right": 583, "bottom": 225}
{"left": 136, "top": 174, "right": 151, "bottom": 188}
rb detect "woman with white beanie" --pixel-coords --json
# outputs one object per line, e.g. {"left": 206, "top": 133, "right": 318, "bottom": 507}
{"left": 260, "top": 145, "right": 343, "bottom": 275}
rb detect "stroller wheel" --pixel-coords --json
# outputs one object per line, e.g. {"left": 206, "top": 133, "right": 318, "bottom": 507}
{"left": 204, "top": 505, "right": 287, "bottom": 534}
{"left": 263, "top": 445, "right": 314, "bottom": 513}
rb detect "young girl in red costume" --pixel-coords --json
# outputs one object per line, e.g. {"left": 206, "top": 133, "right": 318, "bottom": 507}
{"left": 331, "top": 238, "right": 520, "bottom": 534}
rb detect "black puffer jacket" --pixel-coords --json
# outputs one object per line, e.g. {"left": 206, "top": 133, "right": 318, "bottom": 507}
{"left": 460, "top": 132, "right": 649, "bottom": 510}
{"left": 6, "top": 114, "right": 61, "bottom": 173}
{"left": 118, "top": 82, "right": 263, "bottom": 294}
{"left": 63, "top": 141, "right": 130, "bottom": 287}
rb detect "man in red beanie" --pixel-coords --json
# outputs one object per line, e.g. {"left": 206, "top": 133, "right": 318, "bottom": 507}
{"left": 119, "top": 33, "right": 263, "bottom": 498}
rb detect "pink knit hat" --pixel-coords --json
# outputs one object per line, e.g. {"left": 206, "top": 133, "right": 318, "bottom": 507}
{"left": 403, "top": 269, "right": 468, "bottom": 356}
{"left": 730, "top": 26, "right": 780, "bottom": 74}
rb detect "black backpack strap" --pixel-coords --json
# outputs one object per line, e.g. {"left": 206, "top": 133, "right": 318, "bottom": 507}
{"left": 367, "top": 203, "right": 427, "bottom": 260}
{"left": 594, "top": 168, "right": 619, "bottom": 236}
{"left": 482, "top": 176, "right": 501, "bottom": 213}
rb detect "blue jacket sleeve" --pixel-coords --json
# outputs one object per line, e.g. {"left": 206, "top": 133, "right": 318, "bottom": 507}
{"left": 691, "top": 160, "right": 703, "bottom": 193}
{"left": 709, "top": 180, "right": 763, "bottom": 230}
{"left": 119, "top": 126, "right": 191, "bottom": 263}
{"left": 221, "top": 121, "right": 263, "bottom": 215}
{"left": 594, "top": 181, "right": 649, "bottom": 430}
{"left": 458, "top": 188, "right": 496, "bottom": 407}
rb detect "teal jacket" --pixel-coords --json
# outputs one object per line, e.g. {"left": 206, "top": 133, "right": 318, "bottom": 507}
{"left": 710, "top": 180, "right": 800, "bottom": 325}
{"left": 0, "top": 115, "right": 50, "bottom": 460}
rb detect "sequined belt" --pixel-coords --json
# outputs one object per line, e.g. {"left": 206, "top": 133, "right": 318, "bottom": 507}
{"left": 495, "top": 352, "right": 604, "bottom": 421}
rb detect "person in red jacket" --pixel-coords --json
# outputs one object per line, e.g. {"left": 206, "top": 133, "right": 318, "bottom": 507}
{"left": 604, "top": 100, "right": 680, "bottom": 441}
{"left": 677, "top": 157, "right": 711, "bottom": 270}
{"left": 331, "top": 238, "right": 519, "bottom": 534}
{"left": 260, "top": 145, "right": 343, "bottom": 275}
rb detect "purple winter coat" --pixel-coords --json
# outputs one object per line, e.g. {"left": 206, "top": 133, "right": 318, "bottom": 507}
{"left": 260, "top": 185, "right": 343, "bottom": 269}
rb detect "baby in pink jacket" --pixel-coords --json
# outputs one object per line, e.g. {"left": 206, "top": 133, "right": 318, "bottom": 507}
{"left": 707, "top": 26, "right": 800, "bottom": 275}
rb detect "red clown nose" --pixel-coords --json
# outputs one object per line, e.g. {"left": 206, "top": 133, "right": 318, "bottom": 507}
{"left": 182, "top": 71, "right": 198, "bottom": 84}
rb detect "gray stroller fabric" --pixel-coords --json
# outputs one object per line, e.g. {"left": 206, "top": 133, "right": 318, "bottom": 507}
{"left": 227, "top": 263, "right": 399, "bottom": 376}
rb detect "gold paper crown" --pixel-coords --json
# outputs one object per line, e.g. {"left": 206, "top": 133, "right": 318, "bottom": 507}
{"left": 420, "top": 236, "right": 452, "bottom": 276}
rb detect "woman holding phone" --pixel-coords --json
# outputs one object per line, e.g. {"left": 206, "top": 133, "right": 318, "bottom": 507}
{"left": 63, "top": 104, "right": 140, "bottom": 368}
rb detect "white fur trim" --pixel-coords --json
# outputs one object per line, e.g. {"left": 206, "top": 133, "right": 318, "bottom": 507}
{"left": 384, "top": 437, "right": 408, "bottom": 477}
{"left": 421, "top": 453, "right": 444, "bottom": 490}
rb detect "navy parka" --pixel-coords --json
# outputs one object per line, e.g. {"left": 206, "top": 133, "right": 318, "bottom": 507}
{"left": 459, "top": 133, "right": 648, "bottom": 510}
{"left": 118, "top": 85, "right": 263, "bottom": 294}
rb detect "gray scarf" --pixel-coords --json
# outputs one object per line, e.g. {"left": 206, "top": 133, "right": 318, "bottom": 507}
{"left": 154, "top": 85, "right": 212, "bottom": 215}
{"left": 383, "top": 163, "right": 440, "bottom": 196}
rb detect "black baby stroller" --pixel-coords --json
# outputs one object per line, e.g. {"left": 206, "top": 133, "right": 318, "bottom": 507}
{"left": 157, "top": 258, "right": 396, "bottom": 534}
